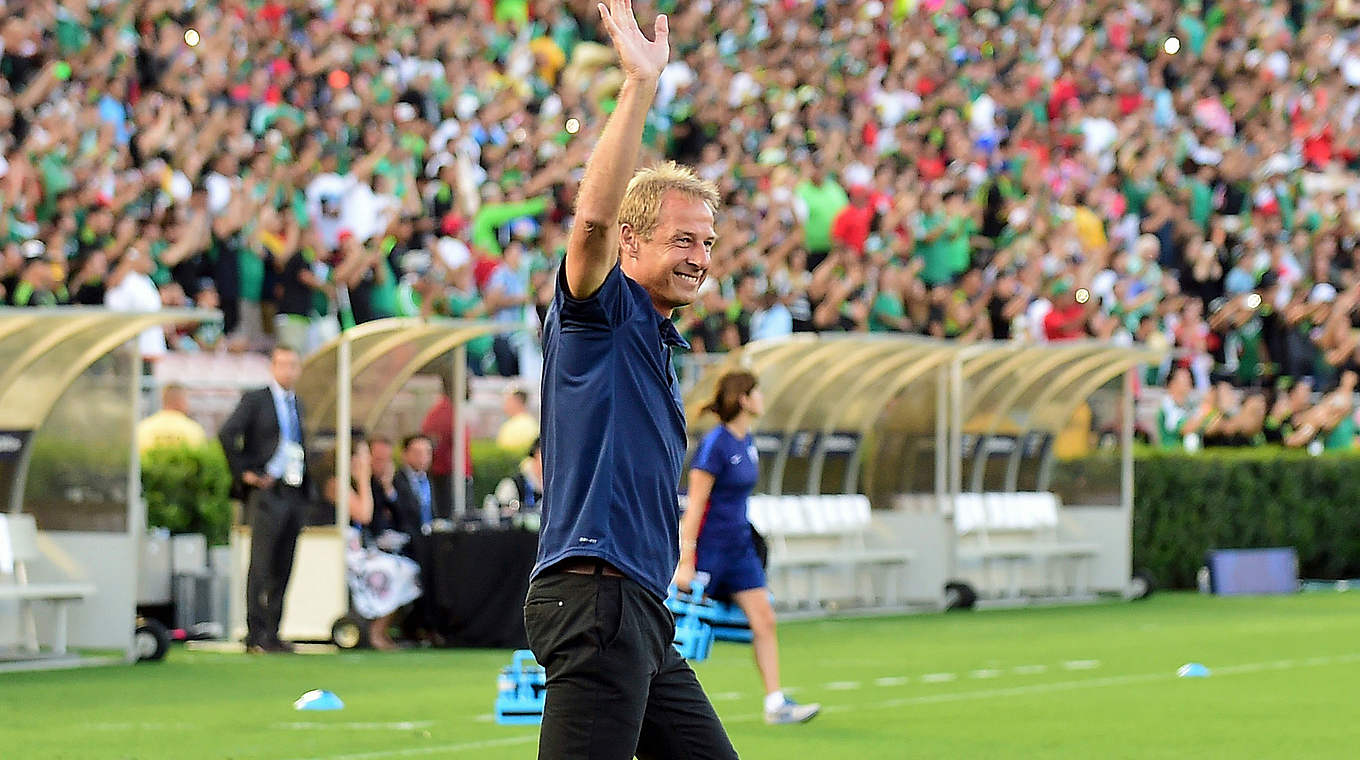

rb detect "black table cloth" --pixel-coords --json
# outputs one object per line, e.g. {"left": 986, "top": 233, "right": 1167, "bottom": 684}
{"left": 422, "top": 527, "right": 539, "bottom": 648}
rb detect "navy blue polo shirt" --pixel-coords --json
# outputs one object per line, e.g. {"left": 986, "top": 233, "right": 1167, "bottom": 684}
{"left": 534, "top": 262, "right": 691, "bottom": 600}
{"left": 690, "top": 425, "right": 759, "bottom": 543}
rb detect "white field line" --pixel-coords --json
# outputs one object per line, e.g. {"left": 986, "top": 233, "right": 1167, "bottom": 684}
{"left": 824, "top": 681, "right": 861, "bottom": 690}
{"left": 920, "top": 672, "right": 957, "bottom": 683}
{"left": 722, "top": 653, "right": 1360, "bottom": 725}
{"left": 291, "top": 653, "right": 1360, "bottom": 758}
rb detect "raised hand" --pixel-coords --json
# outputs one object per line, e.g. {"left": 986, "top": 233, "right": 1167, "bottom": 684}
{"left": 597, "top": 0, "right": 669, "bottom": 83}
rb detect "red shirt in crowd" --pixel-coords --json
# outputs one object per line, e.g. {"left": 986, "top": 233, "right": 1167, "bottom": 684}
{"left": 1043, "top": 303, "right": 1088, "bottom": 342}
{"left": 918, "top": 153, "right": 946, "bottom": 181}
{"left": 420, "top": 395, "right": 474, "bottom": 479}
{"left": 831, "top": 201, "right": 874, "bottom": 254}
{"left": 1048, "top": 76, "right": 1079, "bottom": 120}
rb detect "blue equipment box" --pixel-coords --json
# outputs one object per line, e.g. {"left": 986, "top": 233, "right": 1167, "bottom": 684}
{"left": 667, "top": 576, "right": 716, "bottom": 661}
{"left": 494, "top": 649, "right": 546, "bottom": 725}
{"left": 1208, "top": 547, "right": 1298, "bottom": 595}
{"left": 708, "top": 599, "right": 753, "bottom": 643}
{"left": 666, "top": 573, "right": 763, "bottom": 659}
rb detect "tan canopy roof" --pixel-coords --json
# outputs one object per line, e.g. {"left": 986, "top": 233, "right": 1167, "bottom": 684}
{"left": 0, "top": 309, "right": 214, "bottom": 431}
{"left": 296, "top": 317, "right": 505, "bottom": 436}
{"left": 684, "top": 336, "right": 1161, "bottom": 501}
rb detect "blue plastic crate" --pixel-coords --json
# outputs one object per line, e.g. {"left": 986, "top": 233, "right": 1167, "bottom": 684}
{"left": 708, "top": 599, "right": 753, "bottom": 643}
{"left": 667, "top": 573, "right": 761, "bottom": 646}
{"left": 667, "top": 576, "right": 718, "bottom": 661}
{"left": 494, "top": 649, "right": 546, "bottom": 725}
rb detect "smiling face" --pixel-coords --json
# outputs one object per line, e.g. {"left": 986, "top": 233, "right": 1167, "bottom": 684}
{"left": 620, "top": 190, "right": 717, "bottom": 315}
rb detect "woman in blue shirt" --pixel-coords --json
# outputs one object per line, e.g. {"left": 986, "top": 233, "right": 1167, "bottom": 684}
{"left": 674, "top": 371, "right": 820, "bottom": 725}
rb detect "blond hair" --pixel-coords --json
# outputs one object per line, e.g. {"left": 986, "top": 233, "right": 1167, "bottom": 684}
{"left": 618, "top": 162, "right": 721, "bottom": 241}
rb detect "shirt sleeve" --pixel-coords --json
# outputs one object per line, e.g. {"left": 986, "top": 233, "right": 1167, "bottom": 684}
{"left": 554, "top": 260, "right": 631, "bottom": 329}
{"left": 691, "top": 429, "right": 728, "bottom": 477}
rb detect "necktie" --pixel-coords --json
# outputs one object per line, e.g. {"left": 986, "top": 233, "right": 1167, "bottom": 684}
{"left": 418, "top": 473, "right": 433, "bottom": 526}
{"left": 286, "top": 394, "right": 301, "bottom": 444}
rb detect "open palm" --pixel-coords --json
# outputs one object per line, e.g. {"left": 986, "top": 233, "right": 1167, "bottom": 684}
{"left": 597, "top": 0, "right": 670, "bottom": 82}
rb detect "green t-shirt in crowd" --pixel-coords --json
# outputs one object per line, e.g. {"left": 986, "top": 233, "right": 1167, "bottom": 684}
{"left": 916, "top": 212, "right": 953, "bottom": 286}
{"left": 1158, "top": 399, "right": 1187, "bottom": 449}
{"left": 369, "top": 259, "right": 398, "bottom": 318}
{"left": 447, "top": 290, "right": 494, "bottom": 359}
{"left": 1188, "top": 179, "right": 1213, "bottom": 229}
{"left": 944, "top": 216, "right": 975, "bottom": 276}
{"left": 795, "top": 179, "right": 849, "bottom": 254}
{"left": 55, "top": 14, "right": 90, "bottom": 55}
{"left": 1233, "top": 318, "right": 1263, "bottom": 385}
{"left": 238, "top": 250, "right": 264, "bottom": 303}
{"left": 494, "top": 0, "right": 530, "bottom": 24}
{"left": 1122, "top": 178, "right": 1154, "bottom": 218}
{"left": 1325, "top": 413, "right": 1356, "bottom": 451}
{"left": 1177, "top": 13, "right": 1208, "bottom": 57}
{"left": 869, "top": 292, "right": 905, "bottom": 332}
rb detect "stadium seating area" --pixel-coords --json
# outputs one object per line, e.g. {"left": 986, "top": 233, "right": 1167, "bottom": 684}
{"left": 6, "top": 0, "right": 1360, "bottom": 448}
{"left": 746, "top": 493, "right": 913, "bottom": 607}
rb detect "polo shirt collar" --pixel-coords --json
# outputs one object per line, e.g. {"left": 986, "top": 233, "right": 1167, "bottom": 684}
{"left": 659, "top": 315, "right": 690, "bottom": 350}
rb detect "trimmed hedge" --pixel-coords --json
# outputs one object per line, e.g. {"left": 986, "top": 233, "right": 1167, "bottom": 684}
{"left": 470, "top": 439, "right": 525, "bottom": 503}
{"left": 137, "top": 439, "right": 519, "bottom": 543}
{"left": 141, "top": 443, "right": 233, "bottom": 546}
{"left": 1057, "top": 448, "right": 1360, "bottom": 589}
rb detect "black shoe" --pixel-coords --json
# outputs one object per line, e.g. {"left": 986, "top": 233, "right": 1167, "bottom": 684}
{"left": 265, "top": 639, "right": 296, "bottom": 653}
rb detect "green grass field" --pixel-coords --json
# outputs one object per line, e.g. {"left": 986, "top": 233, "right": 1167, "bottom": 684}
{"left": 4, "top": 592, "right": 1358, "bottom": 759}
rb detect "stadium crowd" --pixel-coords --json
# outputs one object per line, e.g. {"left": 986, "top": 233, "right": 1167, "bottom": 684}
{"left": 5, "top": 0, "right": 1360, "bottom": 447}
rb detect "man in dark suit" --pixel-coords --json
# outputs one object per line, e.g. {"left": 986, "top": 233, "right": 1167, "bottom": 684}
{"left": 393, "top": 434, "right": 436, "bottom": 537}
{"left": 392, "top": 433, "right": 439, "bottom": 642}
{"left": 219, "top": 346, "right": 312, "bottom": 653}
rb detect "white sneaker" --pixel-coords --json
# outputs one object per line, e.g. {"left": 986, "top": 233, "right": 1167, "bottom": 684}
{"left": 764, "top": 697, "right": 820, "bottom": 725}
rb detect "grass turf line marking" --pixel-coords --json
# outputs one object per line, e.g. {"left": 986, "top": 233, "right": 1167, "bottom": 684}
{"left": 286, "top": 735, "right": 536, "bottom": 760}
{"left": 825, "top": 681, "right": 861, "bottom": 690}
{"left": 970, "top": 669, "right": 1002, "bottom": 679}
{"left": 295, "top": 654, "right": 1360, "bottom": 751}
{"left": 721, "top": 652, "right": 1360, "bottom": 724}
{"left": 712, "top": 691, "right": 745, "bottom": 701}
{"left": 920, "top": 672, "right": 957, "bottom": 683}
{"left": 874, "top": 676, "right": 910, "bottom": 687}
{"left": 274, "top": 722, "right": 434, "bottom": 731}
{"left": 1013, "top": 664, "right": 1048, "bottom": 675}
{"left": 1062, "top": 659, "right": 1101, "bottom": 670}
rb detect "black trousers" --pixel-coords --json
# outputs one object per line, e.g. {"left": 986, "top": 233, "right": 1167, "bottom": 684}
{"left": 524, "top": 567, "right": 739, "bottom": 760}
{"left": 246, "top": 483, "right": 306, "bottom": 645}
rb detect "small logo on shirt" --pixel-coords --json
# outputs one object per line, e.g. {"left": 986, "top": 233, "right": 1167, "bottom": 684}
{"left": 729, "top": 454, "right": 742, "bottom": 465}
{"left": 578, "top": 537, "right": 598, "bottom": 544}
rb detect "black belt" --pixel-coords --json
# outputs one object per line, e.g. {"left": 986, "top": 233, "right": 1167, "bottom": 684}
{"left": 556, "top": 558, "right": 625, "bottom": 578}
